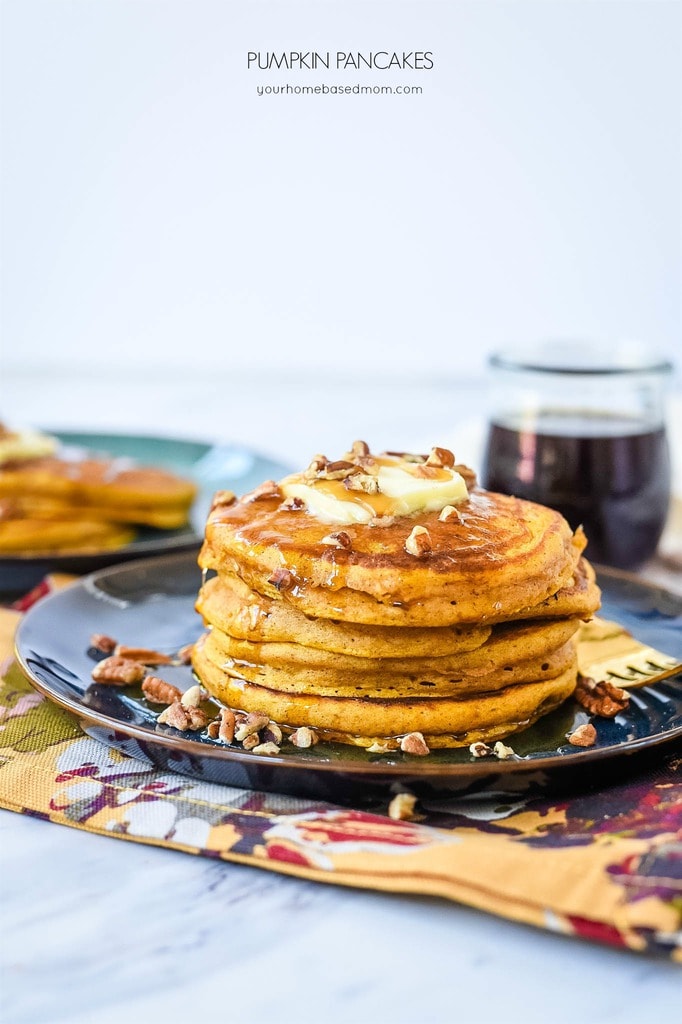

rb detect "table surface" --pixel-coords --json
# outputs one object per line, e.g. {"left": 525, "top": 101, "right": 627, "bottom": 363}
{"left": 2, "top": 370, "right": 681, "bottom": 1024}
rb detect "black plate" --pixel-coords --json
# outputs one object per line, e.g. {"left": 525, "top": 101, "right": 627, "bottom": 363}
{"left": 14, "top": 553, "right": 682, "bottom": 803}
{"left": 0, "top": 431, "right": 288, "bottom": 594}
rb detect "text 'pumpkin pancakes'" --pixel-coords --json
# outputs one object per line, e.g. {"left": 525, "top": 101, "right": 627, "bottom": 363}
{"left": 0, "top": 426, "right": 197, "bottom": 555}
{"left": 193, "top": 442, "right": 601, "bottom": 750}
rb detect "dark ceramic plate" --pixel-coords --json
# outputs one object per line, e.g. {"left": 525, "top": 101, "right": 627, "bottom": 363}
{"left": 0, "top": 431, "right": 288, "bottom": 595}
{"left": 14, "top": 552, "right": 682, "bottom": 802}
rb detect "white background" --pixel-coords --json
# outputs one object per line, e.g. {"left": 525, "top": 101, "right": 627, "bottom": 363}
{"left": 1, "top": 0, "right": 680, "bottom": 385}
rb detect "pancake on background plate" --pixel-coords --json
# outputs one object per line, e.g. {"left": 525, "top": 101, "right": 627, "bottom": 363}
{"left": 193, "top": 442, "right": 600, "bottom": 750}
{"left": 0, "top": 425, "right": 197, "bottom": 555}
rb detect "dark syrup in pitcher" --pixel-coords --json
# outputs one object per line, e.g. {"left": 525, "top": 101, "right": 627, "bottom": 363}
{"left": 482, "top": 412, "right": 670, "bottom": 569}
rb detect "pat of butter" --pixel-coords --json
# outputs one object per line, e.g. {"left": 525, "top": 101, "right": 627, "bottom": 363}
{"left": 0, "top": 428, "right": 58, "bottom": 466}
{"left": 281, "top": 460, "right": 468, "bottom": 525}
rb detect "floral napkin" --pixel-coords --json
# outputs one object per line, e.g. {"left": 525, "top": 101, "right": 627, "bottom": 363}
{"left": 1, "top": 587, "right": 680, "bottom": 962}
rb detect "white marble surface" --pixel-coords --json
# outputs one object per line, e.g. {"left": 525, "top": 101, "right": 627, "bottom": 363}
{"left": 2, "top": 370, "right": 681, "bottom": 1023}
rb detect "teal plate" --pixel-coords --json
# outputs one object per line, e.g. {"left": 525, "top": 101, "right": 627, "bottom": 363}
{"left": 0, "top": 431, "right": 288, "bottom": 594}
{"left": 14, "top": 552, "right": 682, "bottom": 803}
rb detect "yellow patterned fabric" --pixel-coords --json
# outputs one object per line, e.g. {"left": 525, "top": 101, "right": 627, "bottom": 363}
{"left": 0, "top": 603, "right": 680, "bottom": 960}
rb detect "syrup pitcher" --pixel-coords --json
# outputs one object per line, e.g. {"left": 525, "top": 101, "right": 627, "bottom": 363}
{"left": 481, "top": 342, "right": 673, "bottom": 569}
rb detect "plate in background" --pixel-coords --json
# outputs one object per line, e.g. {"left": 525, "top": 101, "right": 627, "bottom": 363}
{"left": 0, "top": 431, "right": 289, "bottom": 595}
{"left": 14, "top": 551, "right": 682, "bottom": 803}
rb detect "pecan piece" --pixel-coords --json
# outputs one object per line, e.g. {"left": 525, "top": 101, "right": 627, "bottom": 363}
{"left": 208, "top": 707, "right": 236, "bottom": 743}
{"left": 400, "top": 732, "right": 430, "bottom": 756}
{"left": 405, "top": 526, "right": 432, "bottom": 558}
{"left": 176, "top": 643, "right": 194, "bottom": 665}
{"left": 349, "top": 440, "right": 370, "bottom": 458}
{"left": 280, "top": 496, "right": 305, "bottom": 511}
{"left": 245, "top": 479, "right": 281, "bottom": 502}
{"left": 268, "top": 568, "right": 295, "bottom": 592}
{"left": 251, "top": 741, "right": 281, "bottom": 756}
{"left": 157, "top": 701, "right": 209, "bottom": 731}
{"left": 493, "top": 741, "right": 516, "bottom": 760}
{"left": 321, "top": 531, "right": 352, "bottom": 550}
{"left": 235, "top": 711, "right": 270, "bottom": 741}
{"left": 210, "top": 489, "right": 236, "bottom": 510}
{"left": 574, "top": 675, "right": 630, "bottom": 718}
{"left": 89, "top": 633, "right": 117, "bottom": 655}
{"left": 113, "top": 645, "right": 173, "bottom": 665}
{"left": 91, "top": 656, "right": 146, "bottom": 686}
{"left": 242, "top": 733, "right": 260, "bottom": 750}
{"left": 262, "top": 722, "right": 283, "bottom": 745}
{"left": 142, "top": 676, "right": 183, "bottom": 705}
{"left": 438, "top": 504, "right": 461, "bottom": 523}
{"left": 454, "top": 464, "right": 477, "bottom": 489}
{"left": 568, "top": 722, "right": 597, "bottom": 747}
{"left": 426, "top": 446, "right": 455, "bottom": 469}
{"left": 469, "top": 741, "right": 493, "bottom": 758}
{"left": 388, "top": 793, "right": 419, "bottom": 821}
{"left": 180, "top": 684, "right": 205, "bottom": 708}
{"left": 290, "top": 726, "right": 318, "bottom": 748}
{"left": 319, "top": 460, "right": 359, "bottom": 481}
{"left": 344, "top": 473, "right": 380, "bottom": 494}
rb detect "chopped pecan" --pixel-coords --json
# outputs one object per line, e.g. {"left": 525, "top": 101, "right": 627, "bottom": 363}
{"left": 142, "top": 676, "right": 183, "bottom": 705}
{"left": 290, "top": 726, "right": 318, "bottom": 748}
{"left": 438, "top": 505, "right": 461, "bottom": 523}
{"left": 268, "top": 568, "right": 295, "bottom": 592}
{"left": 113, "top": 645, "right": 173, "bottom": 665}
{"left": 319, "top": 460, "right": 359, "bottom": 481}
{"left": 180, "top": 684, "right": 205, "bottom": 708}
{"left": 426, "top": 446, "right": 455, "bottom": 469}
{"left": 210, "top": 489, "right": 236, "bottom": 510}
{"left": 91, "top": 656, "right": 146, "bottom": 686}
{"left": 369, "top": 515, "right": 396, "bottom": 528}
{"left": 218, "top": 707, "right": 236, "bottom": 743}
{"left": 568, "top": 722, "right": 597, "bottom": 747}
{"left": 245, "top": 480, "right": 281, "bottom": 502}
{"left": 251, "top": 741, "right": 281, "bottom": 756}
{"left": 344, "top": 473, "right": 380, "bottom": 494}
{"left": 262, "top": 722, "right": 283, "bottom": 745}
{"left": 493, "top": 741, "right": 516, "bottom": 760}
{"left": 574, "top": 675, "right": 630, "bottom": 718}
{"left": 388, "top": 792, "right": 419, "bottom": 821}
{"left": 321, "top": 531, "right": 352, "bottom": 550}
{"left": 280, "top": 496, "right": 305, "bottom": 511}
{"left": 399, "top": 732, "right": 430, "bottom": 756}
{"left": 235, "top": 711, "right": 270, "bottom": 741}
{"left": 469, "top": 741, "right": 493, "bottom": 758}
{"left": 242, "top": 733, "right": 260, "bottom": 750}
{"left": 157, "top": 701, "right": 208, "bottom": 731}
{"left": 349, "top": 440, "right": 370, "bottom": 458}
{"left": 89, "top": 633, "right": 117, "bottom": 655}
{"left": 176, "top": 642, "right": 194, "bottom": 665}
{"left": 405, "top": 526, "right": 432, "bottom": 558}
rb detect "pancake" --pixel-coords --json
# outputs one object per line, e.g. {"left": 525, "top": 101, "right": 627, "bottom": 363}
{"left": 196, "top": 573, "right": 492, "bottom": 658}
{"left": 0, "top": 457, "right": 196, "bottom": 525}
{"left": 0, "top": 516, "right": 135, "bottom": 554}
{"left": 0, "top": 440, "right": 198, "bottom": 555}
{"left": 191, "top": 443, "right": 599, "bottom": 750}
{"left": 200, "top": 629, "right": 577, "bottom": 698}
{"left": 193, "top": 631, "right": 577, "bottom": 745}
{"left": 203, "top": 614, "right": 581, "bottom": 676}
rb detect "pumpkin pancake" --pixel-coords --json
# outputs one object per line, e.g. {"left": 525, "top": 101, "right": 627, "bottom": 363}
{"left": 0, "top": 516, "right": 135, "bottom": 554}
{"left": 200, "top": 488, "right": 585, "bottom": 626}
{"left": 199, "top": 614, "right": 580, "bottom": 676}
{"left": 196, "top": 573, "right": 492, "bottom": 658}
{"left": 192, "top": 631, "right": 577, "bottom": 746}
{"left": 192, "top": 443, "right": 598, "bottom": 750}
{"left": 199, "top": 629, "right": 576, "bottom": 697}
{"left": 0, "top": 457, "right": 196, "bottom": 528}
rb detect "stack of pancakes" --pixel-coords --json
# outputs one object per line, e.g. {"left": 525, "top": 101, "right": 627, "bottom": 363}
{"left": 0, "top": 427, "right": 197, "bottom": 555}
{"left": 193, "top": 444, "right": 601, "bottom": 749}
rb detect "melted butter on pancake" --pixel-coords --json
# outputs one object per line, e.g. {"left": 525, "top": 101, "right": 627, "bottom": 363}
{"left": 281, "top": 453, "right": 468, "bottom": 525}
